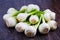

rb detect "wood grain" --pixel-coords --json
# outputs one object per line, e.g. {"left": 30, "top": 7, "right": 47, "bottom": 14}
{"left": 0, "top": 0, "right": 60, "bottom": 40}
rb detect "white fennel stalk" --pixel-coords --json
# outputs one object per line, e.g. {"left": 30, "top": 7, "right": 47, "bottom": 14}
{"left": 20, "top": 6, "right": 27, "bottom": 12}
{"left": 7, "top": 8, "right": 18, "bottom": 14}
{"left": 3, "top": 14, "right": 12, "bottom": 21}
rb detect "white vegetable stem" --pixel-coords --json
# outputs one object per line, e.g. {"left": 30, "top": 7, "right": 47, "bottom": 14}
{"left": 7, "top": 8, "right": 18, "bottom": 14}
{"left": 3, "top": 14, "right": 12, "bottom": 22}
{"left": 26, "top": 4, "right": 40, "bottom": 12}
{"left": 24, "top": 15, "right": 41, "bottom": 37}
{"left": 48, "top": 20, "right": 57, "bottom": 30}
{"left": 20, "top": 6, "right": 27, "bottom": 12}
{"left": 29, "top": 15, "right": 39, "bottom": 24}
{"left": 15, "top": 22, "right": 29, "bottom": 32}
{"left": 39, "top": 14, "right": 50, "bottom": 34}
{"left": 44, "top": 9, "right": 56, "bottom": 21}
{"left": 17, "top": 11, "right": 38, "bottom": 22}
{"left": 5, "top": 17, "right": 17, "bottom": 27}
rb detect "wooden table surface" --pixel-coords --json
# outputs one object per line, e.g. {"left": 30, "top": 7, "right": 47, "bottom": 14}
{"left": 0, "top": 0, "right": 60, "bottom": 40}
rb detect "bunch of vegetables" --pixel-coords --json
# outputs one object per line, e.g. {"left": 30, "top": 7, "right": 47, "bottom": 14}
{"left": 3, "top": 4, "right": 57, "bottom": 37}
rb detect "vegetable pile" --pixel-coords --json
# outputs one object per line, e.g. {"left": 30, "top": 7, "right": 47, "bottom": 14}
{"left": 3, "top": 4, "right": 57, "bottom": 37}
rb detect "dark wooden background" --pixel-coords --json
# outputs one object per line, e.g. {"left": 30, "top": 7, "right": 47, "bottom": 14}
{"left": 0, "top": 0, "right": 60, "bottom": 40}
